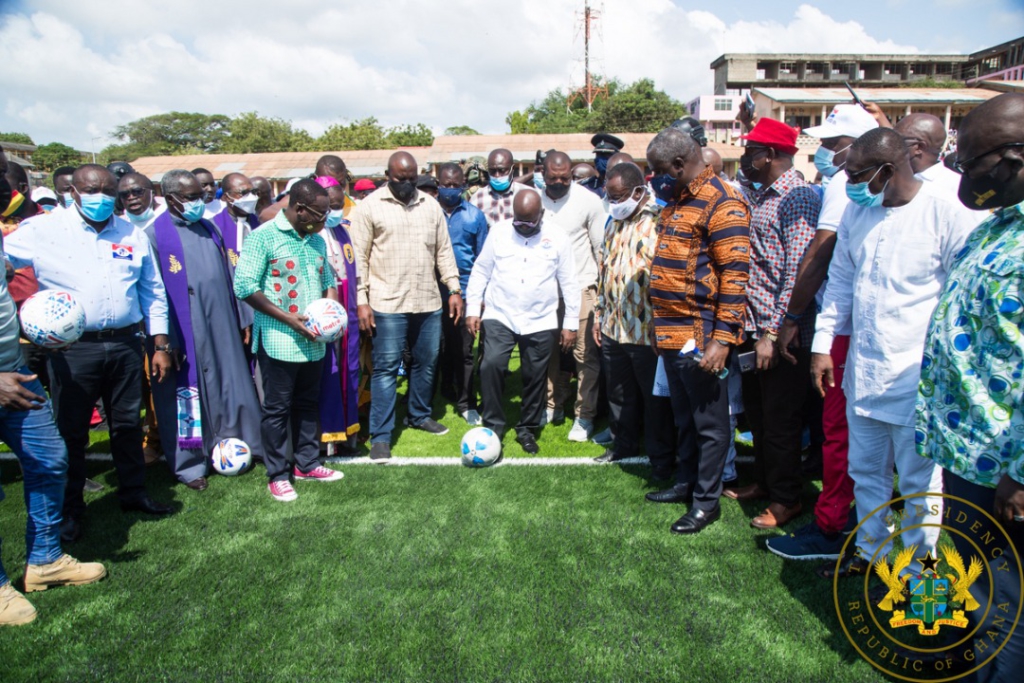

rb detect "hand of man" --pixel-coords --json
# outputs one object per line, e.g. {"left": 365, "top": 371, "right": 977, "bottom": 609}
{"left": 736, "top": 103, "right": 757, "bottom": 131}
{"left": 698, "top": 340, "right": 729, "bottom": 376}
{"left": 560, "top": 329, "right": 577, "bottom": 352}
{"left": 151, "top": 351, "right": 175, "bottom": 383}
{"left": 466, "top": 316, "right": 481, "bottom": 338}
{"left": 357, "top": 304, "right": 375, "bottom": 334}
{"left": 449, "top": 294, "right": 464, "bottom": 326}
{"left": 592, "top": 318, "right": 602, "bottom": 348}
{"left": 994, "top": 474, "right": 1024, "bottom": 525}
{"left": 755, "top": 335, "right": 778, "bottom": 371}
{"left": 810, "top": 352, "right": 834, "bottom": 398}
{"left": 777, "top": 319, "right": 800, "bottom": 365}
{"left": 862, "top": 101, "right": 892, "bottom": 128}
{"left": 0, "top": 372, "right": 45, "bottom": 410}
{"left": 286, "top": 312, "right": 317, "bottom": 341}
{"left": 242, "top": 326, "right": 251, "bottom": 347}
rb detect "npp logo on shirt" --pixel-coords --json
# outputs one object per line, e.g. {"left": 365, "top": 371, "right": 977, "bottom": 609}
{"left": 111, "top": 244, "right": 134, "bottom": 260}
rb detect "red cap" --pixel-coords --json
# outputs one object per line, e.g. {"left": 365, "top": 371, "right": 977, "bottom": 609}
{"left": 740, "top": 118, "right": 800, "bottom": 155}
{"left": 353, "top": 179, "right": 376, "bottom": 192}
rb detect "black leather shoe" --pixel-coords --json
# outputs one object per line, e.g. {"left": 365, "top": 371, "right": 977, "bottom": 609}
{"left": 60, "top": 516, "right": 82, "bottom": 544}
{"left": 671, "top": 506, "right": 721, "bottom": 534}
{"left": 120, "top": 496, "right": 174, "bottom": 516}
{"left": 516, "top": 432, "right": 539, "bottom": 454}
{"left": 593, "top": 449, "right": 628, "bottom": 463}
{"left": 645, "top": 484, "right": 692, "bottom": 504}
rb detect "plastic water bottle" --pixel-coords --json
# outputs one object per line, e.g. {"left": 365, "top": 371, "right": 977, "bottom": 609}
{"left": 680, "top": 339, "right": 729, "bottom": 379}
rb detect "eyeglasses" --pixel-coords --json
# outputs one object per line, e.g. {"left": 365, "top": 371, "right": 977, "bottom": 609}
{"left": 299, "top": 203, "right": 328, "bottom": 223}
{"left": 952, "top": 142, "right": 1024, "bottom": 175}
{"left": 118, "top": 187, "right": 150, "bottom": 199}
{"left": 225, "top": 187, "right": 255, "bottom": 198}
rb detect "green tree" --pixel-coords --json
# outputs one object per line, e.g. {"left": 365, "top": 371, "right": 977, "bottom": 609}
{"left": 444, "top": 125, "right": 480, "bottom": 136}
{"left": 104, "top": 111, "right": 231, "bottom": 160}
{"left": 590, "top": 79, "right": 684, "bottom": 133}
{"left": 385, "top": 123, "right": 434, "bottom": 147}
{"left": 313, "top": 117, "right": 387, "bottom": 151}
{"left": 505, "top": 110, "right": 535, "bottom": 135}
{"left": 0, "top": 132, "right": 35, "bottom": 145}
{"left": 32, "top": 142, "right": 82, "bottom": 172}
{"left": 222, "top": 112, "right": 310, "bottom": 153}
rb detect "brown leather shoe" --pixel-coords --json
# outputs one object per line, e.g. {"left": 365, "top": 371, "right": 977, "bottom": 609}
{"left": 751, "top": 502, "right": 803, "bottom": 529}
{"left": 143, "top": 446, "right": 163, "bottom": 466}
{"left": 723, "top": 483, "right": 767, "bottom": 501}
{"left": 185, "top": 477, "right": 208, "bottom": 491}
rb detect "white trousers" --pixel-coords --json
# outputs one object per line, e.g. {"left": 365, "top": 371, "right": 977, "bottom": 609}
{"left": 847, "top": 411, "right": 943, "bottom": 572}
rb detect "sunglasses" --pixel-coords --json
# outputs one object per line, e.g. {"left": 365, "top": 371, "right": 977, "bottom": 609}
{"left": 118, "top": 187, "right": 150, "bottom": 199}
{"left": 952, "top": 142, "right": 1024, "bottom": 175}
{"left": 299, "top": 203, "right": 328, "bottom": 223}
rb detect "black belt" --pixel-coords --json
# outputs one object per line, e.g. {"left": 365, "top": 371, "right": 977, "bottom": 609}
{"left": 79, "top": 325, "right": 140, "bottom": 342}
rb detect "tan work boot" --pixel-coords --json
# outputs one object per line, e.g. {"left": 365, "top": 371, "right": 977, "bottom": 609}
{"left": 0, "top": 582, "right": 37, "bottom": 625}
{"left": 23, "top": 554, "right": 107, "bottom": 593}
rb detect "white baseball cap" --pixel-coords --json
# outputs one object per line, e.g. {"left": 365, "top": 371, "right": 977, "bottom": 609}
{"left": 30, "top": 187, "right": 57, "bottom": 203}
{"left": 803, "top": 104, "right": 878, "bottom": 139}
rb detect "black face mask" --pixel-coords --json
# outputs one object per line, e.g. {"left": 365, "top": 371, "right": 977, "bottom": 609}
{"left": 0, "top": 175, "right": 11, "bottom": 215}
{"left": 512, "top": 218, "right": 542, "bottom": 238}
{"left": 546, "top": 183, "right": 570, "bottom": 200}
{"left": 958, "top": 158, "right": 1024, "bottom": 211}
{"left": 389, "top": 179, "right": 416, "bottom": 204}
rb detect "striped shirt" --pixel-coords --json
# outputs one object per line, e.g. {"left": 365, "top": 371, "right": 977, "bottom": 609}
{"left": 233, "top": 210, "right": 335, "bottom": 363}
{"left": 649, "top": 166, "right": 751, "bottom": 352}
{"left": 348, "top": 184, "right": 460, "bottom": 314}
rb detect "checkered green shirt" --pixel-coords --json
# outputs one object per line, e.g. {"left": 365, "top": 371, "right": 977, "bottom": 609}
{"left": 233, "top": 210, "right": 336, "bottom": 362}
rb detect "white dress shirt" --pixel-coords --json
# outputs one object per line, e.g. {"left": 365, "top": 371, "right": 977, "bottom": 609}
{"left": 916, "top": 161, "right": 962, "bottom": 198}
{"left": 539, "top": 183, "right": 608, "bottom": 290}
{"left": 5, "top": 206, "right": 169, "bottom": 335}
{"left": 812, "top": 182, "right": 982, "bottom": 426}
{"left": 203, "top": 198, "right": 225, "bottom": 219}
{"left": 466, "top": 219, "right": 580, "bottom": 335}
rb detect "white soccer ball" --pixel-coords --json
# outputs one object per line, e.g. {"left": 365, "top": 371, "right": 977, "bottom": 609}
{"left": 460, "top": 427, "right": 502, "bottom": 467}
{"left": 211, "top": 438, "right": 252, "bottom": 476}
{"left": 303, "top": 298, "right": 348, "bottom": 343}
{"left": 19, "top": 290, "right": 86, "bottom": 349}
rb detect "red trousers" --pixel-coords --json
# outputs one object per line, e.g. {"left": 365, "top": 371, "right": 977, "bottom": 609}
{"left": 814, "top": 335, "right": 854, "bottom": 534}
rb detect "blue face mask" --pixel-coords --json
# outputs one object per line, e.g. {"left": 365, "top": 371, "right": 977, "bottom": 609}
{"left": 650, "top": 174, "right": 677, "bottom": 202}
{"left": 751, "top": 182, "right": 763, "bottom": 191}
{"left": 814, "top": 144, "right": 850, "bottom": 178}
{"left": 595, "top": 155, "right": 609, "bottom": 174}
{"left": 177, "top": 197, "right": 206, "bottom": 223}
{"left": 437, "top": 186, "right": 464, "bottom": 208}
{"left": 324, "top": 209, "right": 344, "bottom": 229}
{"left": 127, "top": 204, "right": 155, "bottom": 226}
{"left": 489, "top": 173, "right": 512, "bottom": 193}
{"left": 845, "top": 166, "right": 889, "bottom": 208}
{"left": 533, "top": 171, "right": 546, "bottom": 191}
{"left": 75, "top": 191, "right": 116, "bottom": 222}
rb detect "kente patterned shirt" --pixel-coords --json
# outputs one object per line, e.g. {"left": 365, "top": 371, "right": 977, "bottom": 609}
{"left": 596, "top": 198, "right": 660, "bottom": 346}
{"left": 233, "top": 210, "right": 335, "bottom": 363}
{"left": 916, "top": 202, "right": 1024, "bottom": 488}
{"left": 745, "top": 167, "right": 820, "bottom": 344}
{"left": 649, "top": 166, "right": 751, "bottom": 352}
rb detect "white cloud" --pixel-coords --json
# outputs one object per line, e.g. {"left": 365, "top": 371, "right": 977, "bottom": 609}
{"left": 0, "top": 2, "right": 926, "bottom": 151}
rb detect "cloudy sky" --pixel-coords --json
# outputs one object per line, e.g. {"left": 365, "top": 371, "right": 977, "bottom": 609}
{"left": 1, "top": 0, "right": 1019, "bottom": 152}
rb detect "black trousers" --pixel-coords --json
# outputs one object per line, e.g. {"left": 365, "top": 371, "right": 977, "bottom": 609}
{"left": 663, "top": 352, "right": 730, "bottom": 511}
{"left": 440, "top": 311, "right": 477, "bottom": 413}
{"left": 740, "top": 341, "right": 810, "bottom": 508}
{"left": 48, "top": 335, "right": 147, "bottom": 517}
{"left": 479, "top": 321, "right": 555, "bottom": 438}
{"left": 257, "top": 348, "right": 323, "bottom": 483}
{"left": 601, "top": 336, "right": 677, "bottom": 467}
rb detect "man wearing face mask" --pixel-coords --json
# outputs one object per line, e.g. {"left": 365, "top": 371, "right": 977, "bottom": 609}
{"left": 2, "top": 162, "right": 44, "bottom": 306}
{"left": 52, "top": 166, "right": 76, "bottom": 210}
{"left": 540, "top": 151, "right": 608, "bottom": 441}
{"left": 572, "top": 163, "right": 601, "bottom": 196}
{"left": 466, "top": 189, "right": 578, "bottom": 455}
{"left": 591, "top": 133, "right": 625, "bottom": 195}
{"left": 235, "top": 180, "right": 343, "bottom": 501}
{"left": 4, "top": 164, "right": 174, "bottom": 541}
{"left": 592, "top": 163, "right": 678, "bottom": 475}
{"left": 470, "top": 148, "right": 526, "bottom": 227}
{"left": 725, "top": 118, "right": 821, "bottom": 531}
{"left": 435, "top": 163, "right": 489, "bottom": 426}
{"left": 915, "top": 93, "right": 1024, "bottom": 683}
{"left": 210, "top": 173, "right": 260, "bottom": 267}
{"left": 119, "top": 173, "right": 164, "bottom": 230}
{"left": 645, "top": 128, "right": 751, "bottom": 535}
{"left": 190, "top": 168, "right": 222, "bottom": 219}
{"left": 349, "top": 152, "right": 463, "bottom": 462}
{"left": 809, "top": 129, "right": 980, "bottom": 579}
{"left": 893, "top": 113, "right": 960, "bottom": 196}
{"left": 144, "top": 170, "right": 264, "bottom": 492}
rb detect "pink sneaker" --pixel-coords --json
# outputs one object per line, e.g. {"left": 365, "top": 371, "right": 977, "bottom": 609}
{"left": 293, "top": 465, "right": 344, "bottom": 482}
{"left": 268, "top": 480, "right": 298, "bottom": 501}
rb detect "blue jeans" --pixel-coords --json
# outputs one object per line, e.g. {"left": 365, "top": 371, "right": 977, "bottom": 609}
{"left": 0, "top": 367, "right": 67, "bottom": 586}
{"left": 370, "top": 310, "right": 442, "bottom": 444}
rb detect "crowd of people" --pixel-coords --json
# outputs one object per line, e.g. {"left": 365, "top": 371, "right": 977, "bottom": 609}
{"left": 0, "top": 92, "right": 1022, "bottom": 679}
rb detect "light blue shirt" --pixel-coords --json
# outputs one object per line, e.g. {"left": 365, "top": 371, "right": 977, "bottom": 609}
{"left": 4, "top": 206, "right": 169, "bottom": 335}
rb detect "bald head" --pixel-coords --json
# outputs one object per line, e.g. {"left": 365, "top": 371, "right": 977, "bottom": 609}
{"left": 222, "top": 172, "right": 252, "bottom": 195}
{"left": 316, "top": 154, "right": 346, "bottom": 179}
{"left": 513, "top": 188, "right": 543, "bottom": 223}
{"left": 388, "top": 152, "right": 418, "bottom": 180}
{"left": 702, "top": 148, "right": 724, "bottom": 176}
{"left": 606, "top": 152, "right": 633, "bottom": 171}
{"left": 572, "top": 164, "right": 597, "bottom": 182}
{"left": 544, "top": 152, "right": 571, "bottom": 172}
{"left": 958, "top": 93, "right": 1024, "bottom": 164}
{"left": 647, "top": 128, "right": 700, "bottom": 171}
{"left": 956, "top": 93, "right": 1024, "bottom": 210}
{"left": 894, "top": 113, "right": 947, "bottom": 173}
{"left": 487, "top": 148, "right": 514, "bottom": 176}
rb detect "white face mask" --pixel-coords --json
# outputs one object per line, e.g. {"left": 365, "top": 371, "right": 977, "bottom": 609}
{"left": 230, "top": 193, "right": 258, "bottom": 215}
{"left": 608, "top": 187, "right": 644, "bottom": 221}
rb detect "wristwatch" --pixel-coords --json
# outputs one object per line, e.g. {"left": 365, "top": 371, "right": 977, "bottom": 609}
{"left": 449, "top": 289, "right": 462, "bottom": 297}
{"left": 763, "top": 331, "right": 779, "bottom": 342}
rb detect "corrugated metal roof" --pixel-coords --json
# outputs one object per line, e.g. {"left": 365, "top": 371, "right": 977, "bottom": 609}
{"left": 753, "top": 87, "right": 999, "bottom": 104}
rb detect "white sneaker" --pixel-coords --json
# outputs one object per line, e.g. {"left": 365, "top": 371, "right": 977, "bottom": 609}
{"left": 462, "top": 409, "right": 482, "bottom": 426}
{"left": 543, "top": 408, "right": 564, "bottom": 426}
{"left": 568, "top": 418, "right": 592, "bottom": 442}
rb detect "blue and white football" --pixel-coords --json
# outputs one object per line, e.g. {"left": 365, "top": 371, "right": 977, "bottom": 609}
{"left": 19, "top": 290, "right": 86, "bottom": 349}
{"left": 460, "top": 427, "right": 502, "bottom": 467}
{"left": 211, "top": 438, "right": 252, "bottom": 476}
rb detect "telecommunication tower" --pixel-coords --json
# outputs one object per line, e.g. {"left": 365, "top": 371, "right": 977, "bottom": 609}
{"left": 566, "top": 0, "right": 608, "bottom": 112}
